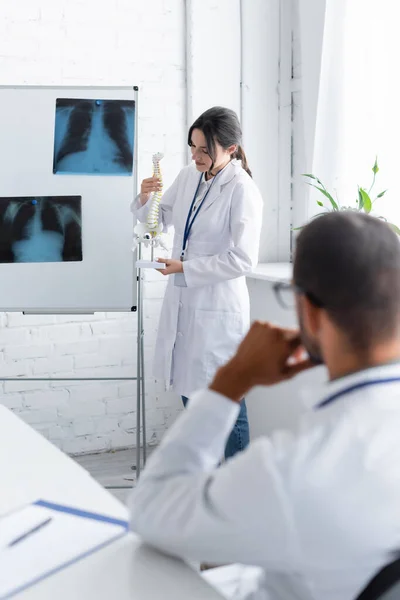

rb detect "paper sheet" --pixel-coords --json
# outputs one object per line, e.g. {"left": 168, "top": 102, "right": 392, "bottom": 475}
{"left": 0, "top": 502, "right": 127, "bottom": 599}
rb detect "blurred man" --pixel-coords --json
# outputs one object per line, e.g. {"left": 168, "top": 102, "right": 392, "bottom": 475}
{"left": 130, "top": 212, "right": 400, "bottom": 600}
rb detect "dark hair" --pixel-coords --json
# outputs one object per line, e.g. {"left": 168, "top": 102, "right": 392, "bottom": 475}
{"left": 293, "top": 212, "right": 400, "bottom": 351}
{"left": 188, "top": 106, "right": 252, "bottom": 177}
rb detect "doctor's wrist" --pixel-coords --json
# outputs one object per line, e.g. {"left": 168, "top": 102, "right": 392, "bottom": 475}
{"left": 209, "top": 361, "right": 254, "bottom": 404}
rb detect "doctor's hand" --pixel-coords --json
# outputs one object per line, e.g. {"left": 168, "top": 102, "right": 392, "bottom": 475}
{"left": 210, "top": 321, "right": 315, "bottom": 403}
{"left": 140, "top": 177, "right": 162, "bottom": 205}
{"left": 156, "top": 258, "right": 183, "bottom": 276}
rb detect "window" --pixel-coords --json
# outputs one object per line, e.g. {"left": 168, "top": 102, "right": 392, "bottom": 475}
{"left": 292, "top": 0, "right": 400, "bottom": 231}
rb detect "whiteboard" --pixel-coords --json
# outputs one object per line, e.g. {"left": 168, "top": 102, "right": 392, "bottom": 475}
{"left": 0, "top": 86, "right": 138, "bottom": 312}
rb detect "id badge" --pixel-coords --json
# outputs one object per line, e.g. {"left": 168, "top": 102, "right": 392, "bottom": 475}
{"left": 174, "top": 273, "right": 187, "bottom": 287}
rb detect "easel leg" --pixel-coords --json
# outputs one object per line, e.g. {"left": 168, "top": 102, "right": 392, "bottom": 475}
{"left": 133, "top": 243, "right": 148, "bottom": 479}
{"left": 136, "top": 246, "right": 143, "bottom": 478}
{"left": 141, "top": 329, "right": 147, "bottom": 463}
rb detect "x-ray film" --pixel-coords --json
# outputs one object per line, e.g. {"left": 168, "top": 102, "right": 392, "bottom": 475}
{"left": 53, "top": 98, "right": 135, "bottom": 175}
{"left": 0, "top": 196, "right": 82, "bottom": 263}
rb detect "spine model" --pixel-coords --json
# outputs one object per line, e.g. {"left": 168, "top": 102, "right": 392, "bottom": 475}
{"left": 146, "top": 152, "right": 164, "bottom": 233}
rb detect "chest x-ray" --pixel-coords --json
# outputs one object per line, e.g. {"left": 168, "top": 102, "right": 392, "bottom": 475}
{"left": 53, "top": 98, "right": 135, "bottom": 175}
{"left": 0, "top": 196, "right": 82, "bottom": 263}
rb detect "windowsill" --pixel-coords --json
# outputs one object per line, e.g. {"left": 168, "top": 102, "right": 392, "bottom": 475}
{"left": 246, "top": 262, "right": 292, "bottom": 283}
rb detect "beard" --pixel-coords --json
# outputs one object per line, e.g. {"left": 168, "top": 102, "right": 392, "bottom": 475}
{"left": 298, "top": 310, "right": 324, "bottom": 365}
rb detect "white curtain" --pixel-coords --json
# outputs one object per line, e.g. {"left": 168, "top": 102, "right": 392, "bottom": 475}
{"left": 299, "top": 0, "right": 400, "bottom": 225}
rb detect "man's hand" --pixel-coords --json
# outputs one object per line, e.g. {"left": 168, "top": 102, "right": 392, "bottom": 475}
{"left": 210, "top": 321, "right": 315, "bottom": 402}
{"left": 156, "top": 258, "right": 183, "bottom": 276}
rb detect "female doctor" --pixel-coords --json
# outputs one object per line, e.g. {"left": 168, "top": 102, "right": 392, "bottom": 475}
{"left": 132, "top": 106, "right": 263, "bottom": 459}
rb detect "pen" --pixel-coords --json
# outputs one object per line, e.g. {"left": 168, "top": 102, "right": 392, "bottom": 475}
{"left": 7, "top": 517, "right": 53, "bottom": 548}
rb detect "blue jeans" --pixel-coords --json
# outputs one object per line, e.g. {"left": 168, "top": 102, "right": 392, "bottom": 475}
{"left": 181, "top": 396, "right": 250, "bottom": 460}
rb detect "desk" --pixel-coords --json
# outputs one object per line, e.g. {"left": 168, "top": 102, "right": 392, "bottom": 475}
{"left": 246, "top": 262, "right": 292, "bottom": 283}
{"left": 0, "top": 405, "right": 224, "bottom": 600}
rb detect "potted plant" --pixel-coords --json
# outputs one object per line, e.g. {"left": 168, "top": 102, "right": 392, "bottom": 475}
{"left": 297, "top": 158, "right": 400, "bottom": 234}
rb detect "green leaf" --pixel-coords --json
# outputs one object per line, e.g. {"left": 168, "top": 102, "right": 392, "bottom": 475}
{"left": 376, "top": 190, "right": 387, "bottom": 199}
{"left": 359, "top": 188, "right": 372, "bottom": 213}
{"left": 389, "top": 223, "right": 400, "bottom": 235}
{"left": 316, "top": 200, "right": 324, "bottom": 207}
{"left": 372, "top": 157, "right": 379, "bottom": 175}
{"left": 311, "top": 212, "right": 330, "bottom": 219}
{"left": 358, "top": 188, "right": 364, "bottom": 210}
{"left": 307, "top": 183, "right": 339, "bottom": 211}
{"left": 302, "top": 173, "right": 324, "bottom": 187}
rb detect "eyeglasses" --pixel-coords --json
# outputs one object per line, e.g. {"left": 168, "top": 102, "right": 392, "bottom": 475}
{"left": 273, "top": 282, "right": 325, "bottom": 310}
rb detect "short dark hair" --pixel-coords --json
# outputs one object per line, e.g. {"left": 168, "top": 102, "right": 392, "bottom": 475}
{"left": 293, "top": 212, "right": 400, "bottom": 350}
{"left": 188, "top": 106, "right": 252, "bottom": 177}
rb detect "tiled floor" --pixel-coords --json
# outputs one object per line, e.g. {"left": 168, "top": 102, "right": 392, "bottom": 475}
{"left": 74, "top": 447, "right": 153, "bottom": 504}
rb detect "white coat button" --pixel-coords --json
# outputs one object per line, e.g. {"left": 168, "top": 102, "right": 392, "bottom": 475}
{"left": 179, "top": 302, "right": 183, "bottom": 308}
{"left": 177, "top": 332, "right": 183, "bottom": 338}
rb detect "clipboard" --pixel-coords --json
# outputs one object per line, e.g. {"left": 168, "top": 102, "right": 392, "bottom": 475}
{"left": 0, "top": 499, "right": 129, "bottom": 599}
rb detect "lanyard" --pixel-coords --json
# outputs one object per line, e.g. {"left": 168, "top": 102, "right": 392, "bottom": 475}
{"left": 316, "top": 376, "right": 400, "bottom": 410}
{"left": 180, "top": 173, "right": 218, "bottom": 261}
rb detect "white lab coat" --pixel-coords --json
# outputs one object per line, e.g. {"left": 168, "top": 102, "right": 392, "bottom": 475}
{"left": 131, "top": 159, "right": 263, "bottom": 397}
{"left": 129, "top": 363, "right": 400, "bottom": 600}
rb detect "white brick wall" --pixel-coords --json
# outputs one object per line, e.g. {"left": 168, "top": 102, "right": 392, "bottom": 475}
{"left": 0, "top": 0, "right": 187, "bottom": 454}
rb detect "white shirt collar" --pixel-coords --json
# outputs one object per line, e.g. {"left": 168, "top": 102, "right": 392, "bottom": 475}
{"left": 300, "top": 361, "right": 400, "bottom": 410}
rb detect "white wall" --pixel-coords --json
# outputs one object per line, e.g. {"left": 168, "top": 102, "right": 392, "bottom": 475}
{"left": 241, "top": 0, "right": 283, "bottom": 261}
{"left": 187, "top": 0, "right": 287, "bottom": 262}
{"left": 0, "top": 0, "right": 187, "bottom": 454}
{"left": 186, "top": 0, "right": 241, "bottom": 125}
{"left": 296, "top": 0, "right": 326, "bottom": 173}
{"left": 291, "top": 0, "right": 330, "bottom": 231}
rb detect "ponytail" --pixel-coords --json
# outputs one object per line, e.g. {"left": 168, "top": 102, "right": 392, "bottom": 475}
{"left": 234, "top": 145, "right": 252, "bottom": 178}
